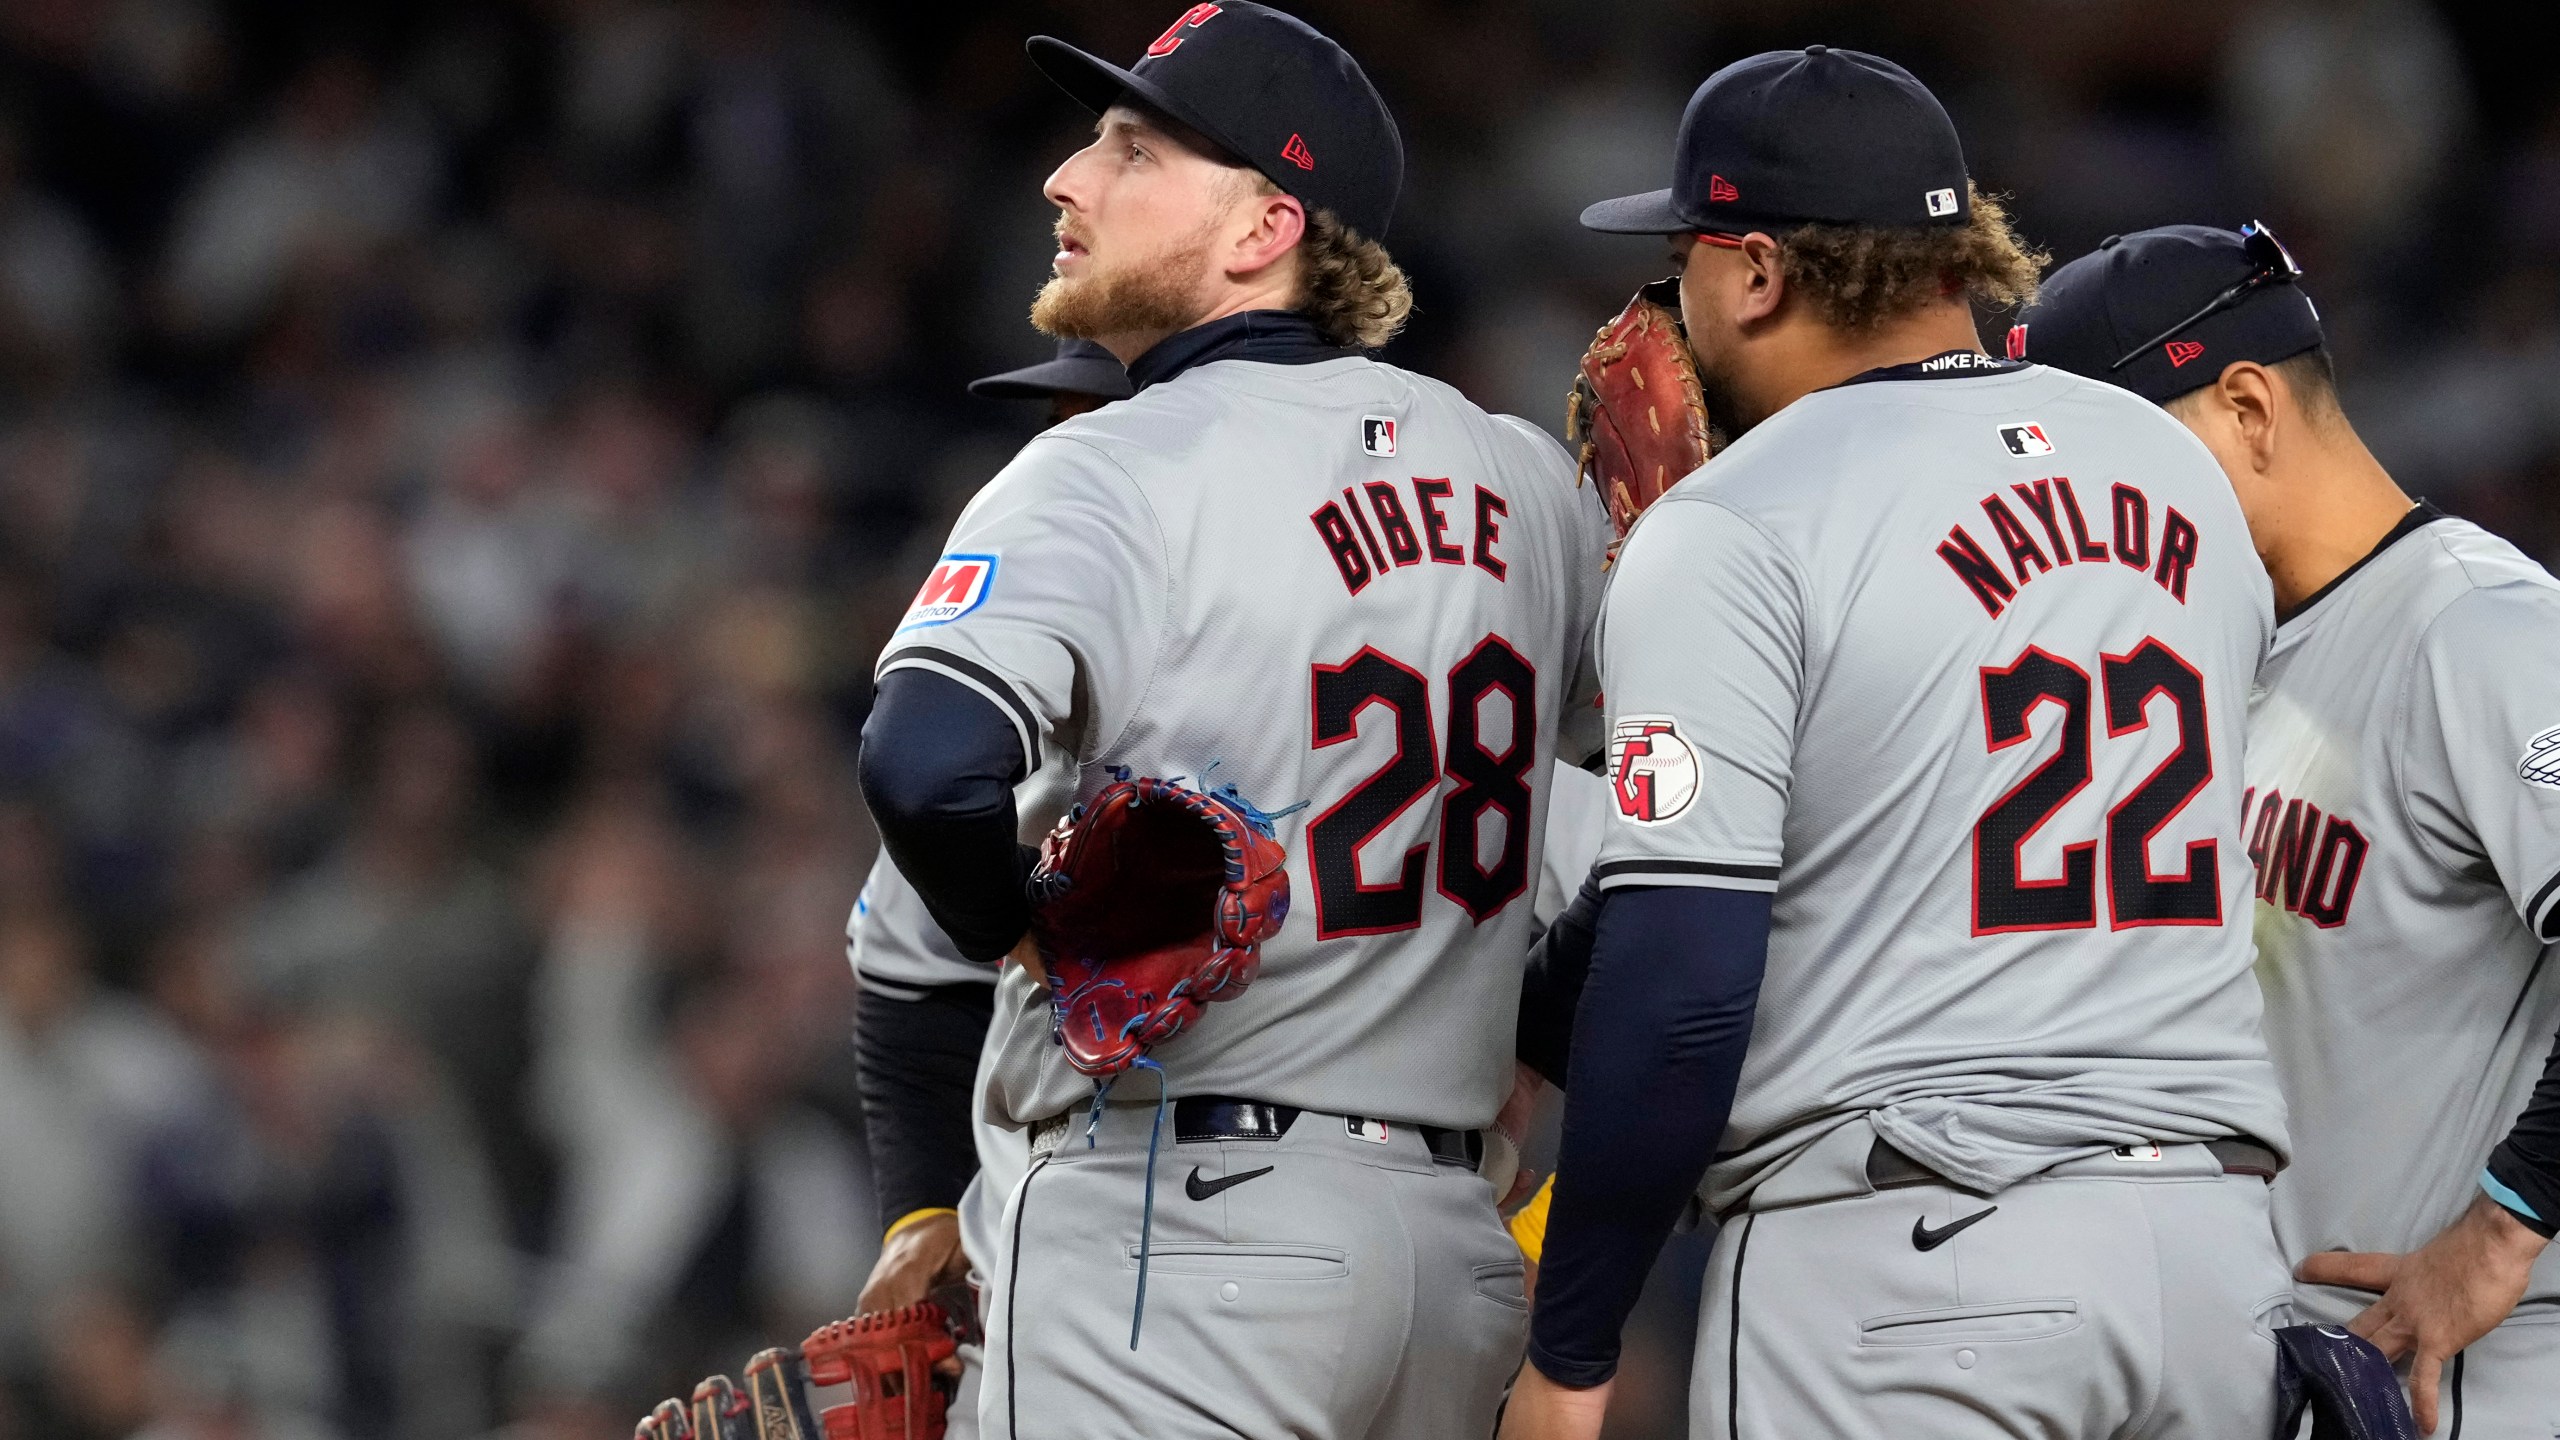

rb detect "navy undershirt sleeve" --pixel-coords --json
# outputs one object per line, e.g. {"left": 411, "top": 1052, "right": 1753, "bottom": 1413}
{"left": 2487, "top": 1023, "right": 2560, "bottom": 1238}
{"left": 857, "top": 668, "right": 1035, "bottom": 962}
{"left": 855, "top": 981, "right": 996, "bottom": 1229}
{"left": 1517, "top": 873, "right": 1603, "bottom": 1086}
{"left": 1528, "top": 884, "right": 1771, "bottom": 1389}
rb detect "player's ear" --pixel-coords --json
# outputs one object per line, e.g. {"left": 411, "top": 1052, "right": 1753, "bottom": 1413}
{"left": 2217, "top": 362, "right": 2283, "bottom": 474}
{"left": 1228, "top": 186, "right": 1306, "bottom": 281}
{"left": 1734, "top": 232, "right": 1787, "bottom": 326}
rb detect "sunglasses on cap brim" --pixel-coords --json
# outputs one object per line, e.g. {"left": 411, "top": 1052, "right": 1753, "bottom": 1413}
{"left": 2107, "top": 221, "right": 2302, "bottom": 373}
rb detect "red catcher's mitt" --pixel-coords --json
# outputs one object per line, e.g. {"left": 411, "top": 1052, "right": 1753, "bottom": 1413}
{"left": 1565, "top": 277, "right": 1717, "bottom": 544}
{"left": 1028, "top": 772, "right": 1291, "bottom": 1077}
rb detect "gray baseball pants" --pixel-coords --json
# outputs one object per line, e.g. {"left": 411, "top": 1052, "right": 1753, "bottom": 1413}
{"left": 978, "top": 1101, "right": 1527, "bottom": 1439}
{"left": 1693, "top": 1123, "right": 2295, "bottom": 1439}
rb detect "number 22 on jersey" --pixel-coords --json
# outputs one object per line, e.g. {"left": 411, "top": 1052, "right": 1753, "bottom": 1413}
{"left": 1974, "top": 637, "right": 2220, "bottom": 934}
{"left": 1306, "top": 635, "right": 1537, "bottom": 939}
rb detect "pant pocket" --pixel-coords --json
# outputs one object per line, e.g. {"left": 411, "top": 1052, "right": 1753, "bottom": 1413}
{"left": 1472, "top": 1260, "right": 1528, "bottom": 1312}
{"left": 1859, "top": 1299, "right": 2082, "bottom": 1347}
{"left": 1119, "top": 1242, "right": 1349, "bottom": 1279}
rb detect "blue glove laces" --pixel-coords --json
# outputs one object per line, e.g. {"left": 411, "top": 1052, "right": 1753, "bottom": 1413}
{"left": 1082, "top": 1054, "right": 1174, "bottom": 1349}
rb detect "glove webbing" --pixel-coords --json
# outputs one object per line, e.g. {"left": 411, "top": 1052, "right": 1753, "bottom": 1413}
{"left": 1082, "top": 1054, "right": 1173, "bottom": 1351}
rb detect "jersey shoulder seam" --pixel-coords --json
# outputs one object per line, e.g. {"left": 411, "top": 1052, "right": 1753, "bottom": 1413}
{"left": 1021, "top": 432, "right": 1178, "bottom": 764}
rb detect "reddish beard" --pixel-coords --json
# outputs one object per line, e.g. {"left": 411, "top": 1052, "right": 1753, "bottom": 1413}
{"left": 1031, "top": 226, "right": 1213, "bottom": 342}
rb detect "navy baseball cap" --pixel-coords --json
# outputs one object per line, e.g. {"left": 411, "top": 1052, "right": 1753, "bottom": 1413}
{"left": 1583, "top": 47, "right": 1972, "bottom": 236}
{"left": 2016, "top": 224, "right": 2324, "bottom": 404}
{"left": 1028, "top": 3, "right": 1404, "bottom": 239}
{"left": 967, "top": 339, "right": 1134, "bottom": 402}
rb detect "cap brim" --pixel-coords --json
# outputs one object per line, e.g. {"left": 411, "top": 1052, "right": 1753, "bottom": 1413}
{"left": 1025, "top": 36, "right": 1254, "bottom": 171}
{"left": 968, "top": 356, "right": 1135, "bottom": 402}
{"left": 1579, "top": 188, "right": 1694, "bottom": 234}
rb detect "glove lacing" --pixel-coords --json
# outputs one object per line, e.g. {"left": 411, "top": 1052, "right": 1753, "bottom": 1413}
{"left": 1081, "top": 1053, "right": 1174, "bottom": 1350}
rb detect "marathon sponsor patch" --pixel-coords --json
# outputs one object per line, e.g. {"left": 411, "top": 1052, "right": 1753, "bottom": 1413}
{"left": 1999, "top": 423, "right": 2054, "bottom": 457}
{"left": 2520, "top": 725, "right": 2560, "bottom": 790}
{"left": 1609, "top": 715, "right": 1702, "bottom": 824}
{"left": 898, "top": 553, "right": 997, "bottom": 631}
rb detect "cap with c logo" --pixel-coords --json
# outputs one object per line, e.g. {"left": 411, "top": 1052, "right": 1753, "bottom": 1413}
{"left": 1582, "top": 46, "right": 1971, "bottom": 236}
{"left": 1028, "top": 3, "right": 1404, "bottom": 240}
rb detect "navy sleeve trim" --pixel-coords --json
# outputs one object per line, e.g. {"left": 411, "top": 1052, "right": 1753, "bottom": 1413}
{"left": 856, "top": 981, "right": 997, "bottom": 1228}
{"left": 881, "top": 645, "right": 1044, "bottom": 775}
{"left": 1594, "top": 858, "right": 1781, "bottom": 882}
{"left": 2526, "top": 866, "right": 2560, "bottom": 941}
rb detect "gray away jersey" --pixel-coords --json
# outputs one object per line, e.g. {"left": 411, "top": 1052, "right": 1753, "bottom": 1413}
{"left": 1594, "top": 360, "right": 2289, "bottom": 1205}
{"left": 876, "top": 353, "right": 1612, "bottom": 1131}
{"left": 2247, "top": 513, "right": 2560, "bottom": 1320}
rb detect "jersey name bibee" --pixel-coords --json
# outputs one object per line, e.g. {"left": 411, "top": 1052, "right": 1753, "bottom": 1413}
{"left": 1935, "top": 476, "right": 2199, "bottom": 619}
{"left": 1311, "top": 477, "right": 1511, "bottom": 595}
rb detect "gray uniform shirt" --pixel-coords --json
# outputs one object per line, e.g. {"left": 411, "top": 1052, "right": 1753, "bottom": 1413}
{"left": 876, "top": 353, "right": 1612, "bottom": 1130}
{"left": 1592, "top": 357, "right": 2289, "bottom": 1206}
{"left": 2247, "top": 511, "right": 2560, "bottom": 1321}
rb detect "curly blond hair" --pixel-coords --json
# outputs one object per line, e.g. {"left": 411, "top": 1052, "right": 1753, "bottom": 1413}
{"left": 1234, "top": 171, "right": 1412, "bottom": 350}
{"left": 1779, "top": 185, "right": 2048, "bottom": 334}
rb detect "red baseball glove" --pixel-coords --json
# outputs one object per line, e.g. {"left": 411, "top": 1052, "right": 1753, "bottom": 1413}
{"left": 635, "top": 1301, "right": 964, "bottom": 1440}
{"left": 1565, "top": 277, "right": 1717, "bottom": 546}
{"left": 1027, "top": 772, "right": 1291, "bottom": 1077}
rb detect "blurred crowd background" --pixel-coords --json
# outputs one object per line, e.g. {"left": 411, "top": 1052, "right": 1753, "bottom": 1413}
{"left": 0, "top": 1, "right": 2552, "bottom": 1436}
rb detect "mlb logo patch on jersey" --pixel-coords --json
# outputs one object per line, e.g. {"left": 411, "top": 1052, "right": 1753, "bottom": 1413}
{"left": 2521, "top": 725, "right": 2560, "bottom": 790}
{"left": 1346, "top": 1117, "right": 1391, "bottom": 1144}
{"left": 1361, "top": 416, "right": 1397, "bottom": 457}
{"left": 1999, "top": 423, "right": 2054, "bottom": 457}
{"left": 1608, "top": 715, "right": 1701, "bottom": 824}
{"left": 2111, "top": 1143, "right": 2165, "bottom": 1163}
{"left": 897, "top": 553, "right": 996, "bottom": 631}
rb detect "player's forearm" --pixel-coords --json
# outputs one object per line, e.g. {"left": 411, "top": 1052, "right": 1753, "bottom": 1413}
{"left": 1528, "top": 885, "right": 1770, "bottom": 1389}
{"left": 854, "top": 980, "right": 996, "bottom": 1228}
{"left": 858, "top": 668, "right": 1035, "bottom": 961}
{"left": 2485, "top": 1023, "right": 2560, "bottom": 1239}
{"left": 1517, "top": 873, "right": 1602, "bottom": 1086}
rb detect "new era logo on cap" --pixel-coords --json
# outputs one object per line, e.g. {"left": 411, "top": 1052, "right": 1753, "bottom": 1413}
{"left": 1282, "top": 133, "right": 1315, "bottom": 170}
{"left": 1999, "top": 423, "right": 2053, "bottom": 457}
{"left": 1361, "top": 416, "right": 1396, "bottom": 456}
{"left": 1708, "top": 174, "right": 1739, "bottom": 203}
{"left": 2165, "top": 340, "right": 2206, "bottom": 367}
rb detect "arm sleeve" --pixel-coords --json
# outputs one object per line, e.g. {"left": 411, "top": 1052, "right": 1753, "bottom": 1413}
{"left": 1527, "top": 884, "right": 1772, "bottom": 1387}
{"left": 2486, "top": 1025, "right": 2560, "bottom": 1238}
{"left": 1590, "top": 498, "right": 1805, "bottom": 892}
{"left": 874, "top": 435, "right": 1167, "bottom": 769}
{"left": 857, "top": 668, "right": 1035, "bottom": 962}
{"left": 1517, "top": 873, "right": 1600, "bottom": 1085}
{"left": 853, "top": 982, "right": 996, "bottom": 1231}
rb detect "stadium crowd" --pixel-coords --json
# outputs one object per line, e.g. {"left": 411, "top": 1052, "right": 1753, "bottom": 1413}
{"left": 0, "top": 2, "right": 2552, "bottom": 1436}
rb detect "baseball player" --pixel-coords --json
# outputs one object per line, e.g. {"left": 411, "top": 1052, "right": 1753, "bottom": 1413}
{"left": 2020, "top": 226, "right": 2560, "bottom": 1437}
{"left": 1502, "top": 50, "right": 2296, "bottom": 1440}
{"left": 854, "top": 6, "right": 1615, "bottom": 1437}
{"left": 847, "top": 337, "right": 1133, "bottom": 1440}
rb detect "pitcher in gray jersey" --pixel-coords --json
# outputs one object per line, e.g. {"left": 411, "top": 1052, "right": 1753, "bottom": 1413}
{"left": 2026, "top": 224, "right": 2560, "bottom": 1438}
{"left": 853, "top": 9, "right": 1610, "bottom": 1438}
{"left": 1507, "top": 51, "right": 2292, "bottom": 1440}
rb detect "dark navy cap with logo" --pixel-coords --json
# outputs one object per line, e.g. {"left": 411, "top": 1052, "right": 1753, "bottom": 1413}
{"left": 1028, "top": 3, "right": 1403, "bottom": 239}
{"left": 2015, "top": 224, "right": 2325, "bottom": 405}
{"left": 967, "top": 338, "right": 1134, "bottom": 402}
{"left": 1583, "top": 46, "right": 1971, "bottom": 236}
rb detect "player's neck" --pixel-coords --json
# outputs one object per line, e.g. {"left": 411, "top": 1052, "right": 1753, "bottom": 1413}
{"left": 1741, "top": 301, "right": 1985, "bottom": 428}
{"left": 1094, "top": 272, "right": 1303, "bottom": 367}
{"left": 2261, "top": 425, "right": 2415, "bottom": 618}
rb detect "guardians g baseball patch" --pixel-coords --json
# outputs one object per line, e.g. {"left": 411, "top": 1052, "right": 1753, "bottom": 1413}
{"left": 1608, "top": 714, "right": 1701, "bottom": 823}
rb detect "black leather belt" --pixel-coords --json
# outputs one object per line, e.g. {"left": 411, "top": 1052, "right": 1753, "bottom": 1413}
{"left": 1865, "top": 1137, "right": 2282, "bottom": 1191}
{"left": 1173, "top": 1096, "right": 1483, "bottom": 1167}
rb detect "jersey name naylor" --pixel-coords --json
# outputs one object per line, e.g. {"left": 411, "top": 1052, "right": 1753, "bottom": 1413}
{"left": 1935, "top": 476, "right": 2197, "bottom": 618}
